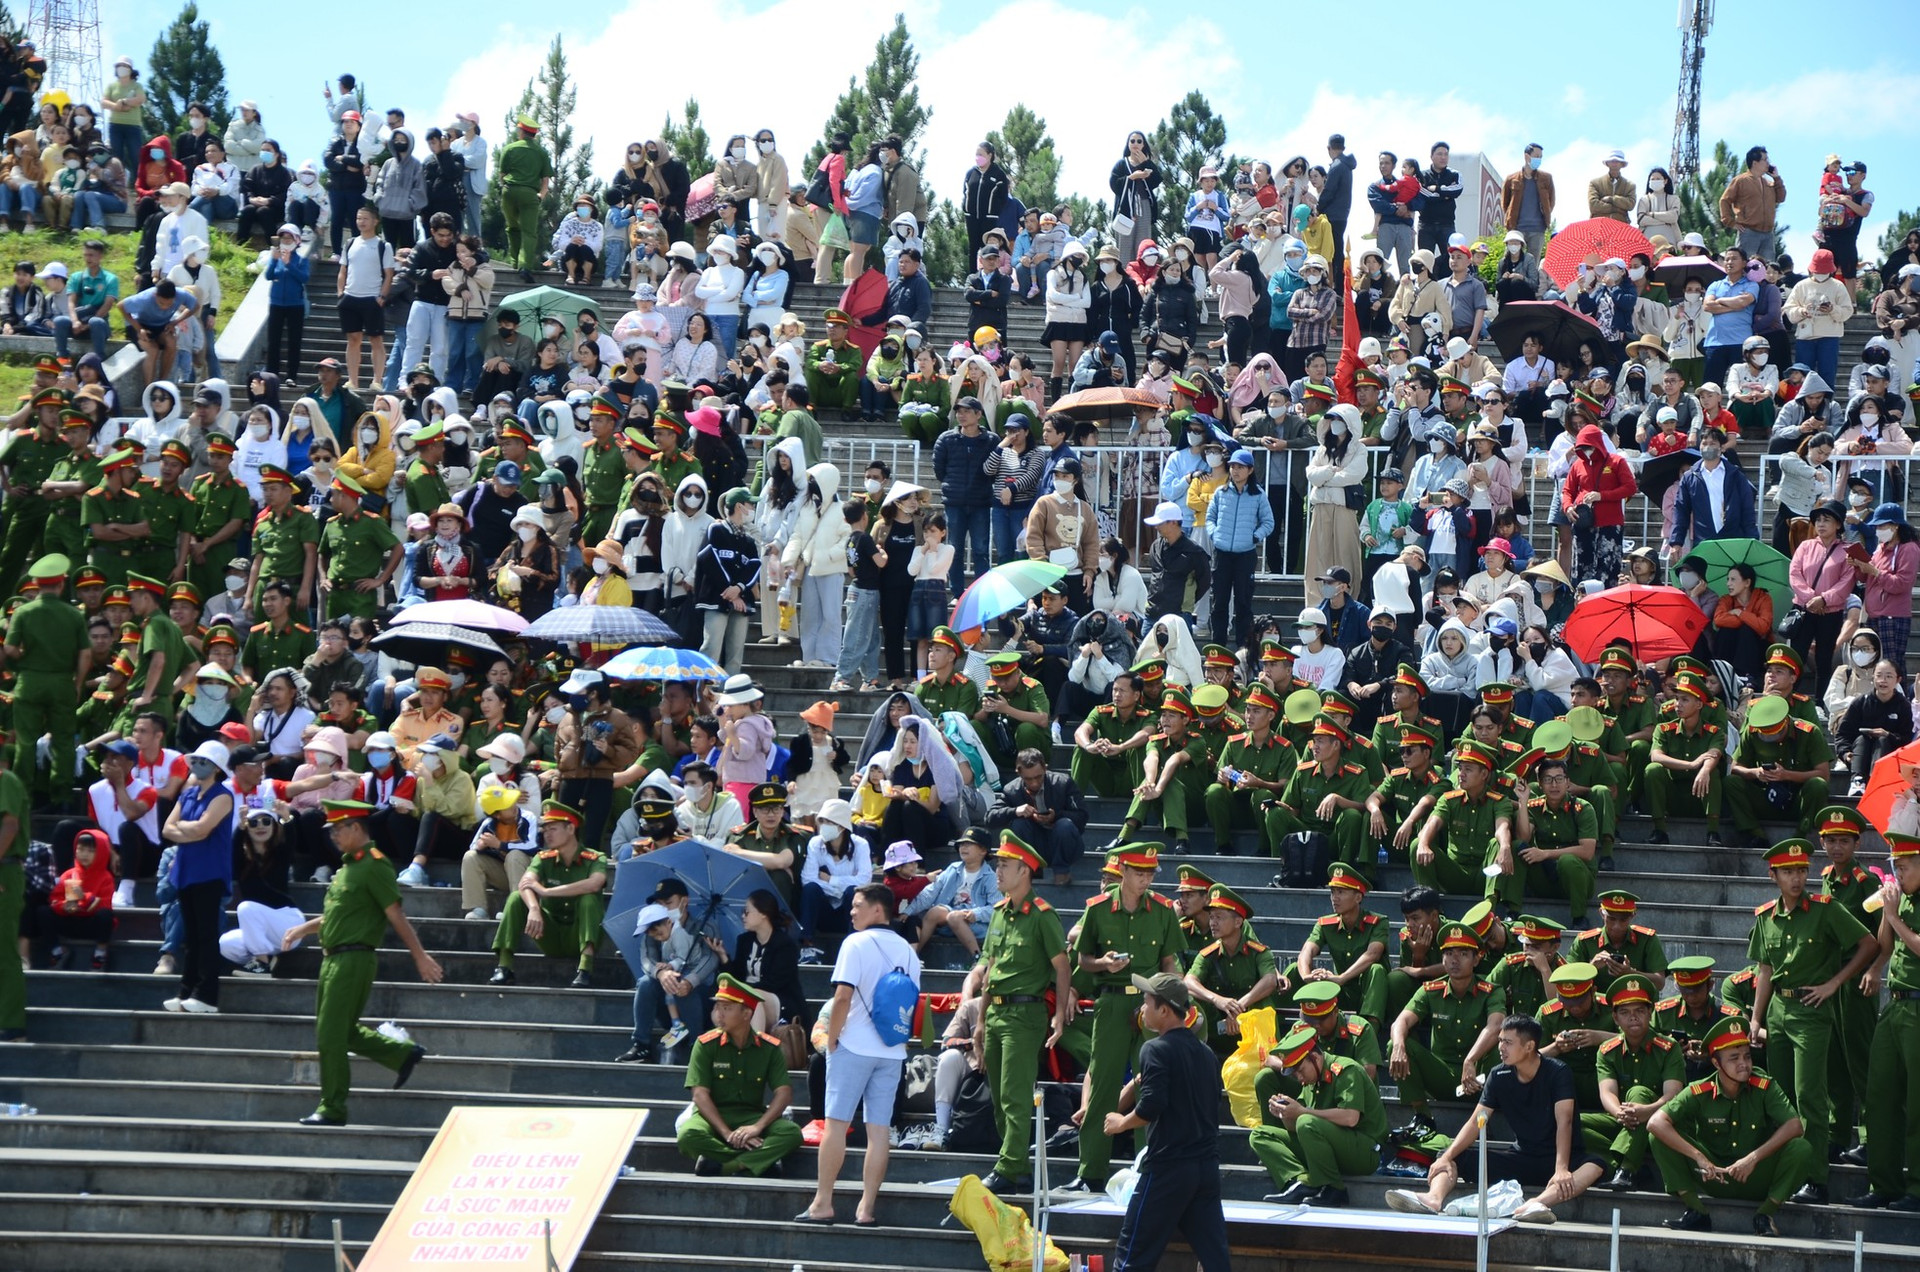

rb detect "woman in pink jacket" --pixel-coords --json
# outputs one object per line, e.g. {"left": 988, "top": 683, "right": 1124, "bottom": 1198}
{"left": 1788, "top": 500, "right": 1858, "bottom": 691}
{"left": 1854, "top": 502, "right": 1919, "bottom": 668}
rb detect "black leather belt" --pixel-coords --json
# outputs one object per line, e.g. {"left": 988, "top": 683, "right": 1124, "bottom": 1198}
{"left": 1098, "top": 984, "right": 1143, "bottom": 996}
{"left": 1893, "top": 990, "right": 1920, "bottom": 1001}
{"left": 989, "top": 994, "right": 1042, "bottom": 1006}
{"left": 323, "top": 943, "right": 376, "bottom": 957}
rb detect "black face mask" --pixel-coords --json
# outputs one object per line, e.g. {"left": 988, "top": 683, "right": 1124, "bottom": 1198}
{"left": 1528, "top": 641, "right": 1549, "bottom": 660}
{"left": 1371, "top": 626, "right": 1394, "bottom": 644}
{"left": 409, "top": 383, "right": 431, "bottom": 399}
{"left": 580, "top": 320, "right": 595, "bottom": 333}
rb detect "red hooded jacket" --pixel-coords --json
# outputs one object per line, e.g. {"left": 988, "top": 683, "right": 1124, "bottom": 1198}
{"left": 53, "top": 830, "right": 117, "bottom": 915}
{"left": 135, "top": 134, "right": 186, "bottom": 199}
{"left": 1560, "top": 423, "right": 1637, "bottom": 526}
{"left": 1124, "top": 239, "right": 1161, "bottom": 292}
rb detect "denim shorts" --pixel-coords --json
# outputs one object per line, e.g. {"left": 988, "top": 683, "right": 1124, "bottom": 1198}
{"left": 846, "top": 209, "right": 882, "bottom": 246}
{"left": 823, "top": 1046, "right": 902, "bottom": 1125}
{"left": 906, "top": 579, "right": 949, "bottom": 640}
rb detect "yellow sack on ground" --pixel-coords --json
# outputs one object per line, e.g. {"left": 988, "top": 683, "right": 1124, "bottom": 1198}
{"left": 1221, "top": 1006, "right": 1278, "bottom": 1128}
{"left": 949, "top": 1174, "right": 1070, "bottom": 1272}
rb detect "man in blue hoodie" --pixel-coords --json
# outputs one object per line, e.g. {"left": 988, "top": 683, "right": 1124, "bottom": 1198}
{"left": 1205, "top": 448, "right": 1274, "bottom": 651}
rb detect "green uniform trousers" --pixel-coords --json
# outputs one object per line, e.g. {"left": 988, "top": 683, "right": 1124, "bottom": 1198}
{"left": 984, "top": 999, "right": 1048, "bottom": 1179}
{"left": 1865, "top": 998, "right": 1920, "bottom": 1198}
{"left": 326, "top": 587, "right": 381, "bottom": 621}
{"left": 13, "top": 673, "right": 76, "bottom": 802}
{"left": 0, "top": 861, "right": 23, "bottom": 1032}
{"left": 1726, "top": 776, "right": 1829, "bottom": 837}
{"left": 1202, "top": 785, "right": 1281, "bottom": 856}
{"left": 502, "top": 186, "right": 543, "bottom": 271}
{"left": 674, "top": 1105, "right": 802, "bottom": 1176}
{"left": 1642, "top": 763, "right": 1723, "bottom": 830}
{"left": 1581, "top": 1084, "right": 1659, "bottom": 1170}
{"left": 1249, "top": 1106, "right": 1380, "bottom": 1188}
{"left": 1495, "top": 853, "right": 1595, "bottom": 925}
{"left": 1828, "top": 983, "right": 1876, "bottom": 1151}
{"left": 313, "top": 950, "right": 414, "bottom": 1122}
{"left": 1069, "top": 749, "right": 1143, "bottom": 800}
{"left": 492, "top": 889, "right": 606, "bottom": 970}
{"left": 1386, "top": 970, "right": 1428, "bottom": 1028}
{"left": 1652, "top": 1134, "right": 1813, "bottom": 1216}
{"left": 1410, "top": 837, "right": 1498, "bottom": 904}
{"left": 40, "top": 517, "right": 85, "bottom": 575}
{"left": 988, "top": 723, "right": 1053, "bottom": 781}
{"left": 0, "top": 497, "right": 46, "bottom": 592}
{"left": 1763, "top": 994, "right": 1835, "bottom": 1184}
{"left": 1339, "top": 964, "right": 1389, "bottom": 1024}
{"left": 1124, "top": 770, "right": 1204, "bottom": 839}
{"left": 1612, "top": 742, "right": 1652, "bottom": 812}
{"left": 1395, "top": 1037, "right": 1472, "bottom": 1112}
{"left": 1078, "top": 992, "right": 1146, "bottom": 1183}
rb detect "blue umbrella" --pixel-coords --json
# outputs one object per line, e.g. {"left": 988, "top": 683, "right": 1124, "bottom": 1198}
{"left": 523, "top": 604, "right": 678, "bottom": 645}
{"left": 600, "top": 645, "right": 728, "bottom": 682}
{"left": 604, "top": 840, "right": 788, "bottom": 975}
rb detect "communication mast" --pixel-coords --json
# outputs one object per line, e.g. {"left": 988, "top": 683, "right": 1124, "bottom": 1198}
{"left": 1671, "top": 0, "right": 1714, "bottom": 178}
{"left": 27, "top": 0, "right": 103, "bottom": 110}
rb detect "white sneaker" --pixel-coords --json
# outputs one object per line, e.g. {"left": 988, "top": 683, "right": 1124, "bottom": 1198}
{"left": 179, "top": 998, "right": 219, "bottom": 1014}
{"left": 153, "top": 954, "right": 177, "bottom": 977}
{"left": 1384, "top": 1189, "right": 1437, "bottom": 1214}
{"left": 660, "top": 1021, "right": 690, "bottom": 1051}
{"left": 162, "top": 997, "right": 184, "bottom": 1012}
{"left": 395, "top": 863, "right": 430, "bottom": 887}
{"left": 311, "top": 866, "right": 333, "bottom": 884}
{"left": 114, "top": 880, "right": 137, "bottom": 908}
{"left": 922, "top": 1128, "right": 946, "bottom": 1152}
{"left": 465, "top": 907, "right": 490, "bottom": 921}
{"left": 1050, "top": 722, "right": 1064, "bottom": 745}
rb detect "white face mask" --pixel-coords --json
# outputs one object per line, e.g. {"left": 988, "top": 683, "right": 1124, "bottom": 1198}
{"left": 1099, "top": 261, "right": 1116, "bottom": 274}
{"left": 729, "top": 146, "right": 746, "bottom": 162}
{"left": 1748, "top": 350, "right": 1767, "bottom": 365}
{"left": 1628, "top": 266, "right": 1646, "bottom": 281}
{"left": 1303, "top": 271, "right": 1323, "bottom": 285}
{"left": 299, "top": 172, "right": 316, "bottom": 186}
{"left": 488, "top": 756, "right": 513, "bottom": 775}
{"left": 448, "top": 429, "right": 470, "bottom": 445}
{"left": 224, "top": 574, "right": 246, "bottom": 593}
{"left": 517, "top": 524, "right": 538, "bottom": 543}
{"left": 864, "top": 478, "right": 882, "bottom": 494}
{"left": 199, "top": 682, "right": 228, "bottom": 702}
{"left": 1430, "top": 439, "right": 1447, "bottom": 455}
{"left": 1677, "top": 570, "right": 1699, "bottom": 589}
{"left": 64, "top": 158, "right": 79, "bottom": 170}
{"left": 1852, "top": 648, "right": 1877, "bottom": 667}
{"left": 1327, "top": 418, "right": 1347, "bottom": 438}
{"left": 592, "top": 557, "right": 610, "bottom": 575}
{"left": 544, "top": 705, "right": 565, "bottom": 725}
{"left": 1207, "top": 453, "right": 1225, "bottom": 469}
{"left": 758, "top": 140, "right": 774, "bottom": 156}
{"left": 1296, "top": 628, "right": 1319, "bottom": 644}
{"left": 1053, "top": 477, "right": 1076, "bottom": 495}
{"left": 309, "top": 752, "right": 336, "bottom": 769}
{"left": 1096, "top": 556, "right": 1112, "bottom": 572}
{"left": 250, "top": 421, "right": 270, "bottom": 439}
{"left": 1879, "top": 525, "right": 1898, "bottom": 544}
{"left": 1649, "top": 178, "right": 1666, "bottom": 191}
{"left": 683, "top": 781, "right": 707, "bottom": 802}
{"left": 360, "top": 426, "right": 379, "bottom": 445}
{"left": 1860, "top": 412, "right": 1880, "bottom": 428}
{"left": 1852, "top": 492, "right": 1873, "bottom": 506}
{"left": 750, "top": 334, "right": 767, "bottom": 348}
{"left": 1174, "top": 248, "right": 1191, "bottom": 262}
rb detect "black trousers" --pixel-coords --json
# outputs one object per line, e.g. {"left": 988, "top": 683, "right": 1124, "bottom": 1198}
{"left": 382, "top": 215, "right": 417, "bottom": 248}
{"left": 235, "top": 202, "right": 288, "bottom": 242}
{"left": 177, "top": 878, "right": 227, "bottom": 1006}
{"left": 267, "top": 304, "right": 305, "bottom": 382}
{"left": 414, "top": 810, "right": 468, "bottom": 863}
{"left": 1789, "top": 608, "right": 1845, "bottom": 700}
{"left": 880, "top": 583, "right": 910, "bottom": 683}
{"left": 1112, "top": 1155, "right": 1232, "bottom": 1272}
{"left": 1212, "top": 548, "right": 1257, "bottom": 650}
{"left": 559, "top": 778, "right": 615, "bottom": 852}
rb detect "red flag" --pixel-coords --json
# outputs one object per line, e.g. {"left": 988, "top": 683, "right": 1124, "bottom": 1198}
{"left": 1333, "top": 239, "right": 1361, "bottom": 406}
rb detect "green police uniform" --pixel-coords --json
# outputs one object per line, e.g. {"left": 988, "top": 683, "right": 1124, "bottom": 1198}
{"left": 982, "top": 890, "right": 1067, "bottom": 1181}
{"left": 1727, "top": 718, "right": 1832, "bottom": 838}
{"left": 1070, "top": 702, "right": 1151, "bottom": 798}
{"left": 0, "top": 765, "right": 29, "bottom": 1035}
{"left": 1371, "top": 764, "right": 1451, "bottom": 868}
{"left": 1719, "top": 967, "right": 1763, "bottom": 1060}
{"left": 917, "top": 670, "right": 982, "bottom": 722}
{"left": 1568, "top": 923, "right": 1668, "bottom": 995}
{"left": 1820, "top": 856, "right": 1880, "bottom": 1154}
{"left": 1124, "top": 728, "right": 1211, "bottom": 840}
{"left": 1249, "top": 1050, "right": 1389, "bottom": 1189}
{"left": 404, "top": 458, "right": 451, "bottom": 521}
{"left": 1657, "top": 993, "right": 1741, "bottom": 1081}
{"left": 1539, "top": 991, "right": 1617, "bottom": 1109}
{"left": 1203, "top": 729, "right": 1293, "bottom": 856}
{"left": 1600, "top": 690, "right": 1656, "bottom": 809}
{"left": 1490, "top": 950, "right": 1564, "bottom": 1022}
{"left": 251, "top": 504, "right": 319, "bottom": 598}
{"left": 1643, "top": 717, "right": 1726, "bottom": 832}
{"left": 1187, "top": 932, "right": 1280, "bottom": 1056}
{"left": 804, "top": 339, "right": 861, "bottom": 413}
{"left": 723, "top": 821, "right": 811, "bottom": 910}
{"left": 1256, "top": 1006, "right": 1385, "bottom": 1103}
{"left": 577, "top": 437, "right": 626, "bottom": 545}
{"left": 1550, "top": 741, "right": 1620, "bottom": 864}
{"left": 133, "top": 610, "right": 190, "bottom": 711}
{"left": 1369, "top": 710, "right": 1445, "bottom": 763}
{"left": 80, "top": 479, "right": 146, "bottom": 585}
{"left": 41, "top": 447, "right": 100, "bottom": 566}
{"left": 0, "top": 426, "right": 62, "bottom": 588}
{"left": 1416, "top": 786, "right": 1513, "bottom": 901}
{"left": 1302, "top": 908, "right": 1389, "bottom": 1022}
{"left": 494, "top": 129, "right": 554, "bottom": 272}
{"left": 1270, "top": 758, "right": 1371, "bottom": 868}
{"left": 242, "top": 618, "right": 318, "bottom": 683}
{"left": 185, "top": 470, "right": 252, "bottom": 601}
{"left": 6, "top": 586, "right": 86, "bottom": 799}
{"left": 651, "top": 448, "right": 702, "bottom": 499}
{"left": 311, "top": 847, "right": 418, "bottom": 1123}
{"left": 982, "top": 672, "right": 1053, "bottom": 774}
{"left": 321, "top": 508, "right": 400, "bottom": 619}
{"left": 1386, "top": 923, "right": 1448, "bottom": 1025}
{"left": 1072, "top": 886, "right": 1184, "bottom": 1182}
{"left": 1595, "top": 1028, "right": 1684, "bottom": 1171}
{"left": 1396, "top": 974, "right": 1505, "bottom": 1111}
{"left": 135, "top": 480, "right": 192, "bottom": 582}
{"left": 1747, "top": 889, "right": 1872, "bottom": 1185}
{"left": 1865, "top": 886, "right": 1920, "bottom": 1199}
{"left": 1651, "top": 1065, "right": 1815, "bottom": 1218}
{"left": 1505, "top": 795, "right": 1598, "bottom": 923}
{"left": 677, "top": 1024, "right": 803, "bottom": 1176}
{"left": 474, "top": 447, "right": 547, "bottom": 498}
{"left": 491, "top": 845, "right": 610, "bottom": 970}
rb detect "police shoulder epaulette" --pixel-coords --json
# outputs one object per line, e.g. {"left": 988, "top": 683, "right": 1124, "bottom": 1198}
{"left": 1632, "top": 924, "right": 1656, "bottom": 936}
{"left": 1229, "top": 731, "right": 1250, "bottom": 744}
{"left": 1361, "top": 912, "right": 1381, "bottom": 926}
{"left": 1151, "top": 892, "right": 1172, "bottom": 907}
{"left": 1389, "top": 766, "right": 1411, "bottom": 778}
{"left": 1342, "top": 762, "right": 1363, "bottom": 776}
{"left": 1657, "top": 995, "right": 1681, "bottom": 1011}
{"left": 249, "top": 621, "right": 269, "bottom": 632}
{"left": 1541, "top": 999, "right": 1564, "bottom": 1016}
{"left": 994, "top": 896, "right": 1011, "bottom": 908}
{"left": 1649, "top": 1035, "right": 1674, "bottom": 1051}
{"left": 1809, "top": 893, "right": 1831, "bottom": 904}
{"left": 1440, "top": 788, "right": 1464, "bottom": 802}
{"left": 1599, "top": 1035, "right": 1625, "bottom": 1053}
{"left": 1296, "top": 759, "right": 1317, "bottom": 771}
{"left": 1086, "top": 891, "right": 1113, "bottom": 907}
{"left": 757, "top": 1031, "right": 783, "bottom": 1047}
{"left": 1578, "top": 927, "right": 1602, "bottom": 941}
{"left": 1689, "top": 1076, "right": 1716, "bottom": 1095}
{"left": 917, "top": 672, "right": 934, "bottom": 684}
{"left": 1150, "top": 732, "right": 1171, "bottom": 744}
{"left": 1527, "top": 796, "right": 1546, "bottom": 809}
{"left": 1754, "top": 900, "right": 1774, "bottom": 915}
{"left": 292, "top": 623, "right": 312, "bottom": 633}
{"left": 698, "top": 1028, "right": 724, "bottom": 1043}
{"left": 1791, "top": 719, "right": 1817, "bottom": 735}
{"left": 1033, "top": 897, "right": 1053, "bottom": 911}
{"left": 729, "top": 822, "right": 751, "bottom": 836}
{"left": 536, "top": 848, "right": 559, "bottom": 860}
{"left": 1198, "top": 939, "right": 1223, "bottom": 956}
{"left": 1245, "top": 940, "right": 1267, "bottom": 954}
{"left": 1423, "top": 977, "right": 1447, "bottom": 992}
{"left": 1475, "top": 979, "right": 1494, "bottom": 992}
{"left": 1748, "top": 1074, "right": 1771, "bottom": 1090}
{"left": 1504, "top": 951, "right": 1528, "bottom": 966}
{"left": 1344, "top": 1015, "right": 1369, "bottom": 1035}
{"left": 577, "top": 849, "right": 603, "bottom": 861}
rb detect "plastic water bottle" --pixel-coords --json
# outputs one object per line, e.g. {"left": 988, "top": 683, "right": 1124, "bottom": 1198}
{"left": 2, "top": 1104, "right": 35, "bottom": 1117}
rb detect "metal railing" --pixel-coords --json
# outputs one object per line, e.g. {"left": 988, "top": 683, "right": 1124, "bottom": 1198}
{"left": 740, "top": 433, "right": 924, "bottom": 486}
{"left": 1754, "top": 451, "right": 1916, "bottom": 537}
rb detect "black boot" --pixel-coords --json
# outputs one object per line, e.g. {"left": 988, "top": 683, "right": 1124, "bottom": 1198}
{"left": 1664, "top": 1208, "right": 1711, "bottom": 1231}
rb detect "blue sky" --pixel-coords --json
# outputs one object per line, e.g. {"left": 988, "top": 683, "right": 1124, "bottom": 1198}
{"left": 93, "top": 0, "right": 1919, "bottom": 267}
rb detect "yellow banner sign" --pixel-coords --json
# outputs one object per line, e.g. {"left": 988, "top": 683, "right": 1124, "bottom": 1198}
{"left": 360, "top": 1105, "right": 647, "bottom": 1270}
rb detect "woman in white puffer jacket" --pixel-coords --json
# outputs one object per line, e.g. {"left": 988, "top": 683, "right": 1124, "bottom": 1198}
{"left": 781, "top": 461, "right": 849, "bottom": 669}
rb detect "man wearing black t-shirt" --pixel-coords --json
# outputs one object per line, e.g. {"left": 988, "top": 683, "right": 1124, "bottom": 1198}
{"left": 1386, "top": 1015, "right": 1608, "bottom": 1224}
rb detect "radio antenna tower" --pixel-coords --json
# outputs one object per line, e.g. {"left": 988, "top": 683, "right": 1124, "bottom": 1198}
{"left": 1671, "top": 0, "right": 1714, "bottom": 178}
{"left": 27, "top": 0, "right": 102, "bottom": 110}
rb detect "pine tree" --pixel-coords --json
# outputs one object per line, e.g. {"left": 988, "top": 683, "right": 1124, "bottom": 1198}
{"left": 1877, "top": 209, "right": 1920, "bottom": 260}
{"left": 807, "top": 14, "right": 931, "bottom": 168}
{"left": 1148, "top": 92, "right": 1230, "bottom": 244}
{"left": 921, "top": 198, "right": 968, "bottom": 287}
{"left": 659, "top": 99, "right": 712, "bottom": 178}
{"left": 480, "top": 36, "right": 599, "bottom": 257}
{"left": 985, "top": 105, "right": 1060, "bottom": 212}
{"left": 143, "top": 2, "right": 230, "bottom": 137}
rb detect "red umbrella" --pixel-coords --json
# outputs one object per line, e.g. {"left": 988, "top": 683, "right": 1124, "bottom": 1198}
{"left": 1858, "top": 738, "right": 1920, "bottom": 837}
{"left": 1542, "top": 218, "right": 1658, "bottom": 288}
{"left": 1561, "top": 583, "right": 1707, "bottom": 662}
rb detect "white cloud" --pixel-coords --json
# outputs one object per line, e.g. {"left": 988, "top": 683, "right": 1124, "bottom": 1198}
{"left": 1562, "top": 85, "right": 1588, "bottom": 114}
{"left": 1703, "top": 69, "right": 1920, "bottom": 141}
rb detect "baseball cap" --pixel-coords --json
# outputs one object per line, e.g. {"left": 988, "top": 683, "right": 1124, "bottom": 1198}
{"left": 1143, "top": 500, "right": 1184, "bottom": 526}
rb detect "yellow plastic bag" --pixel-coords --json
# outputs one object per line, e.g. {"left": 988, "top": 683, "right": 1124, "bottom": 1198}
{"left": 1220, "top": 1006, "right": 1278, "bottom": 1128}
{"left": 949, "top": 1174, "right": 1070, "bottom": 1272}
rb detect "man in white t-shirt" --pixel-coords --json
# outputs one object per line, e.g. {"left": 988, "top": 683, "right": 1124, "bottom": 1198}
{"left": 797, "top": 884, "right": 923, "bottom": 1225}
{"left": 336, "top": 204, "right": 395, "bottom": 389}
{"left": 128, "top": 713, "right": 188, "bottom": 804}
{"left": 88, "top": 739, "right": 162, "bottom": 907}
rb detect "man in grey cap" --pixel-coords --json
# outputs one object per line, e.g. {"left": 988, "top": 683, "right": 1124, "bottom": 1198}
{"left": 933, "top": 394, "right": 996, "bottom": 590}
{"left": 1105, "top": 972, "right": 1231, "bottom": 1272}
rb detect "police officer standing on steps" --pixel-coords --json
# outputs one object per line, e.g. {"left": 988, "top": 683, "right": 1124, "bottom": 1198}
{"left": 6, "top": 554, "right": 90, "bottom": 810}
{"left": 0, "top": 721, "right": 31, "bottom": 1043}
{"left": 977, "top": 832, "right": 1072, "bottom": 1197}
{"left": 1065, "top": 841, "right": 1185, "bottom": 1194}
{"left": 280, "top": 799, "right": 441, "bottom": 1127}
{"left": 1855, "top": 832, "right": 1920, "bottom": 1209}
{"left": 1105, "top": 972, "right": 1232, "bottom": 1272}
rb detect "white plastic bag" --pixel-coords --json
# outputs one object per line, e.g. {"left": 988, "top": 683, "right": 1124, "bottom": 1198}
{"left": 376, "top": 1020, "right": 412, "bottom": 1045}
{"left": 1103, "top": 1147, "right": 1148, "bottom": 1205}
{"left": 1442, "top": 1178, "right": 1523, "bottom": 1219}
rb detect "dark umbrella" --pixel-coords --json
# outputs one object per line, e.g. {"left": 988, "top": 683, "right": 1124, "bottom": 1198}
{"left": 369, "top": 621, "right": 507, "bottom": 667}
{"left": 1635, "top": 448, "right": 1698, "bottom": 506}
{"left": 1487, "top": 300, "right": 1609, "bottom": 368}
{"left": 1652, "top": 257, "right": 1726, "bottom": 291}
{"left": 605, "top": 840, "right": 788, "bottom": 974}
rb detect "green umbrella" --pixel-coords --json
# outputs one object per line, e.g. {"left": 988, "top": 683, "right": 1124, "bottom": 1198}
{"left": 492, "top": 284, "right": 607, "bottom": 331}
{"left": 1681, "top": 538, "right": 1791, "bottom": 613}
